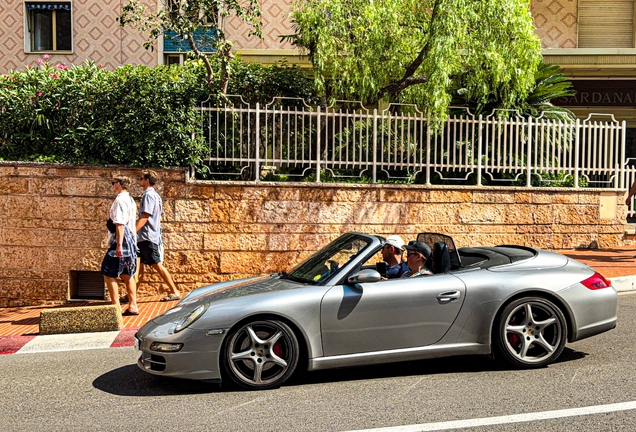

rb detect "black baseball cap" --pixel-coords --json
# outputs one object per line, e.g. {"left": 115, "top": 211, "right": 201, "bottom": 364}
{"left": 405, "top": 241, "right": 431, "bottom": 259}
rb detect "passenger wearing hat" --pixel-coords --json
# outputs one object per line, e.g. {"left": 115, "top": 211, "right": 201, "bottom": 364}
{"left": 382, "top": 235, "right": 409, "bottom": 279}
{"left": 402, "top": 241, "right": 433, "bottom": 278}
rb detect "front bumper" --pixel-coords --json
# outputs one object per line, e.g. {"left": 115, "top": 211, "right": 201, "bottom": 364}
{"left": 135, "top": 322, "right": 225, "bottom": 381}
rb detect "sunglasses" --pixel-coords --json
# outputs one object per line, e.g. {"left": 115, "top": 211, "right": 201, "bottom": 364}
{"left": 140, "top": 177, "right": 146, "bottom": 181}
{"left": 407, "top": 252, "right": 421, "bottom": 258}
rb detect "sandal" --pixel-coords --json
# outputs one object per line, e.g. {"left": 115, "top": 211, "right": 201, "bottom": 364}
{"left": 122, "top": 309, "right": 139, "bottom": 316}
{"left": 161, "top": 293, "right": 181, "bottom": 302}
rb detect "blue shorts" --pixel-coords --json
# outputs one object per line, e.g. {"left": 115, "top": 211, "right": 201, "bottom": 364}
{"left": 101, "top": 243, "right": 133, "bottom": 278}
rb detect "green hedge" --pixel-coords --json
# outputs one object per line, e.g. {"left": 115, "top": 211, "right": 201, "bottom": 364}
{"left": 0, "top": 57, "right": 314, "bottom": 167}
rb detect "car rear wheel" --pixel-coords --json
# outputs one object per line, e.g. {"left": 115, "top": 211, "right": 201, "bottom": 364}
{"left": 495, "top": 297, "right": 567, "bottom": 369}
{"left": 222, "top": 319, "right": 299, "bottom": 390}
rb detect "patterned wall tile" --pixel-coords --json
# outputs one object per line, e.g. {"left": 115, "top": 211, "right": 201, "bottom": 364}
{"left": 227, "top": 0, "right": 295, "bottom": 49}
{"left": 0, "top": 0, "right": 157, "bottom": 74}
{"left": 532, "top": 0, "right": 578, "bottom": 48}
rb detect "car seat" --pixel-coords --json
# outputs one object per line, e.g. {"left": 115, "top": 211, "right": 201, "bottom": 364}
{"left": 433, "top": 242, "right": 451, "bottom": 274}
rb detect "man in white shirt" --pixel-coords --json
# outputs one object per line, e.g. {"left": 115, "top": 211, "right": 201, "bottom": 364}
{"left": 101, "top": 175, "right": 139, "bottom": 315}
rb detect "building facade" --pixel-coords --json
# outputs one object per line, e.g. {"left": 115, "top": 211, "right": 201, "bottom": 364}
{"left": 532, "top": 0, "right": 636, "bottom": 136}
{"left": 0, "top": 0, "right": 297, "bottom": 72}
{"left": 2, "top": 1, "right": 636, "bottom": 130}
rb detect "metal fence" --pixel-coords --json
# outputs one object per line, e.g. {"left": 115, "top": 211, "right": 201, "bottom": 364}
{"left": 197, "top": 96, "right": 628, "bottom": 192}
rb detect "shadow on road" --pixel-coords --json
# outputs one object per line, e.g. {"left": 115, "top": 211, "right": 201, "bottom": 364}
{"left": 94, "top": 347, "right": 588, "bottom": 395}
{"left": 93, "top": 365, "right": 221, "bottom": 396}
{"left": 294, "top": 348, "right": 587, "bottom": 387}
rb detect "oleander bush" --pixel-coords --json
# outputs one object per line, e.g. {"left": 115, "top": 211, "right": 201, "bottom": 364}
{"left": 0, "top": 57, "right": 314, "bottom": 167}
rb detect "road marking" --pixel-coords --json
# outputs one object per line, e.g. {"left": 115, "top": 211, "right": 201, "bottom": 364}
{"left": 346, "top": 401, "right": 636, "bottom": 431}
{"left": 17, "top": 331, "right": 120, "bottom": 354}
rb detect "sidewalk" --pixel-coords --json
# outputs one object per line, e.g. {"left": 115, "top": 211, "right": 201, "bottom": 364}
{"left": 0, "top": 295, "right": 177, "bottom": 338}
{"left": 1, "top": 245, "right": 635, "bottom": 341}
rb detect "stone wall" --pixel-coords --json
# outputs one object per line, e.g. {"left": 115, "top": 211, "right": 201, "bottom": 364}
{"left": 0, "top": 162, "right": 628, "bottom": 307}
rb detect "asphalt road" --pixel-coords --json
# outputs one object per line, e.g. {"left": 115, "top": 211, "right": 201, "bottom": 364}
{"left": 1, "top": 293, "right": 635, "bottom": 432}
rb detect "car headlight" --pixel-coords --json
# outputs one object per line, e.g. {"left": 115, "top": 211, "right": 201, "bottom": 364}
{"left": 174, "top": 304, "right": 208, "bottom": 333}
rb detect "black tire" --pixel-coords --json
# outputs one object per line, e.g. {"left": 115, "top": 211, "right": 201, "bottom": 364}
{"left": 495, "top": 297, "right": 567, "bottom": 369}
{"left": 222, "top": 319, "right": 299, "bottom": 390}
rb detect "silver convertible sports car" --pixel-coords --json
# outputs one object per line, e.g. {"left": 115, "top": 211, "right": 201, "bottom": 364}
{"left": 135, "top": 232, "right": 618, "bottom": 390}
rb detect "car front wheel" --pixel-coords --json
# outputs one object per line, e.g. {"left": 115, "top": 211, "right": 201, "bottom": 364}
{"left": 495, "top": 297, "right": 567, "bottom": 369}
{"left": 222, "top": 319, "right": 299, "bottom": 390}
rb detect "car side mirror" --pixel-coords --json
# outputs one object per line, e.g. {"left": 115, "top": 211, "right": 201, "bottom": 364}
{"left": 347, "top": 269, "right": 382, "bottom": 284}
{"left": 375, "top": 261, "right": 387, "bottom": 277}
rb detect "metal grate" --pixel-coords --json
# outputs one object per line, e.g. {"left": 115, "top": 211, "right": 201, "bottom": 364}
{"left": 70, "top": 271, "right": 105, "bottom": 300}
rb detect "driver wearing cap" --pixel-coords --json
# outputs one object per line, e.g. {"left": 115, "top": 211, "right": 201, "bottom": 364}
{"left": 382, "top": 235, "right": 409, "bottom": 279}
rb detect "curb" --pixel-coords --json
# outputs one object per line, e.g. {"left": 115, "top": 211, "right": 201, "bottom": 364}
{"left": 0, "top": 327, "right": 139, "bottom": 356}
{"left": 609, "top": 276, "right": 636, "bottom": 292}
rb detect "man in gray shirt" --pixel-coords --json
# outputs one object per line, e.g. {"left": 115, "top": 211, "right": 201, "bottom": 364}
{"left": 136, "top": 170, "right": 181, "bottom": 301}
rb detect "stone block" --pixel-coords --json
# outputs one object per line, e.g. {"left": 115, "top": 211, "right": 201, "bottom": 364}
{"left": 39, "top": 305, "right": 123, "bottom": 335}
{"left": 458, "top": 204, "right": 506, "bottom": 224}
{"left": 174, "top": 199, "right": 210, "bottom": 222}
{"left": 62, "top": 178, "right": 98, "bottom": 197}
{"left": 14, "top": 165, "right": 58, "bottom": 177}
{"left": 0, "top": 177, "right": 29, "bottom": 194}
{"left": 260, "top": 201, "right": 310, "bottom": 224}
{"left": 204, "top": 233, "right": 267, "bottom": 251}
{"left": 514, "top": 192, "right": 532, "bottom": 204}
{"left": 186, "top": 184, "right": 218, "bottom": 199}
{"left": 5, "top": 195, "right": 40, "bottom": 216}
{"left": 428, "top": 190, "right": 472, "bottom": 203}
{"left": 163, "top": 181, "right": 186, "bottom": 199}
{"left": 473, "top": 191, "right": 515, "bottom": 204}
{"left": 38, "top": 196, "right": 72, "bottom": 219}
{"left": 531, "top": 192, "right": 554, "bottom": 204}
{"left": 380, "top": 188, "right": 430, "bottom": 203}
{"left": 162, "top": 232, "right": 204, "bottom": 250}
{"left": 29, "top": 177, "right": 63, "bottom": 196}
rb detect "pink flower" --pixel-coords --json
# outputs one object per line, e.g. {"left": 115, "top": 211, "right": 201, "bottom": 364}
{"left": 37, "top": 92, "right": 43, "bottom": 97}
{"left": 2, "top": 141, "right": 6, "bottom": 146}
{"left": 56, "top": 63, "right": 66, "bottom": 70}
{"left": 43, "top": 54, "right": 50, "bottom": 60}
{"left": 49, "top": 73, "right": 59, "bottom": 79}
{"left": 37, "top": 59, "right": 43, "bottom": 65}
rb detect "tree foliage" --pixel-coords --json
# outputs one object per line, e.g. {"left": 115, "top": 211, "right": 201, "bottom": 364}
{"left": 287, "top": 0, "right": 543, "bottom": 124}
{"left": 453, "top": 62, "right": 576, "bottom": 120}
{"left": 120, "top": 0, "right": 262, "bottom": 92}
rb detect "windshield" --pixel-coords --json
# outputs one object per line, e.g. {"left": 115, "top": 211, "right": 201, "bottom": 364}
{"left": 285, "top": 233, "right": 373, "bottom": 284}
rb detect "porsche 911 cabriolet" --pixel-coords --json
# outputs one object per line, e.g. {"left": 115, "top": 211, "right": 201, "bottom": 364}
{"left": 134, "top": 232, "right": 618, "bottom": 390}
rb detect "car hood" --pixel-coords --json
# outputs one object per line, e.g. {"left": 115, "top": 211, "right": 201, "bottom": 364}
{"left": 151, "top": 275, "right": 307, "bottom": 326}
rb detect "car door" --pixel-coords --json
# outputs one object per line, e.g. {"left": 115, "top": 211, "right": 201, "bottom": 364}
{"left": 320, "top": 274, "right": 466, "bottom": 356}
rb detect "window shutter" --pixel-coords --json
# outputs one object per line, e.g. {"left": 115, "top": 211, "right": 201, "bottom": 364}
{"left": 578, "top": 0, "right": 635, "bottom": 48}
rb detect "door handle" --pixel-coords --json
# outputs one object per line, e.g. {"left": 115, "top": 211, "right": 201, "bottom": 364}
{"left": 436, "top": 291, "right": 461, "bottom": 304}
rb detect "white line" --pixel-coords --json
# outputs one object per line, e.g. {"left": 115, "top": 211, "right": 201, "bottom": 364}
{"left": 17, "top": 331, "right": 120, "bottom": 354}
{"left": 345, "top": 401, "right": 636, "bottom": 432}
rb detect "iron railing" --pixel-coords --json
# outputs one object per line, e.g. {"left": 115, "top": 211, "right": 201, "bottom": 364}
{"left": 197, "top": 96, "right": 631, "bottom": 208}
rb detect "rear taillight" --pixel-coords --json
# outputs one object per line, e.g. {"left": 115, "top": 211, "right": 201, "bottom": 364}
{"left": 581, "top": 272, "right": 612, "bottom": 290}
